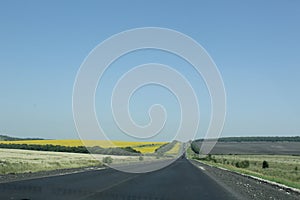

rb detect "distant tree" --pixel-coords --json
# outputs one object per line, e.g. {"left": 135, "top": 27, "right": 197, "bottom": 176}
{"left": 262, "top": 160, "right": 269, "bottom": 169}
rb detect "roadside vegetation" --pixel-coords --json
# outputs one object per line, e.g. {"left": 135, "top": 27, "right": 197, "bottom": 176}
{"left": 0, "top": 137, "right": 179, "bottom": 175}
{"left": 0, "top": 134, "right": 182, "bottom": 175}
{"left": 0, "top": 148, "right": 164, "bottom": 175}
{"left": 189, "top": 148, "right": 300, "bottom": 189}
{"left": 102, "top": 156, "right": 113, "bottom": 164}
{"left": 0, "top": 148, "right": 102, "bottom": 174}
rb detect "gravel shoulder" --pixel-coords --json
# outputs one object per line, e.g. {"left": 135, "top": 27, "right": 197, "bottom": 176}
{"left": 189, "top": 159, "right": 300, "bottom": 200}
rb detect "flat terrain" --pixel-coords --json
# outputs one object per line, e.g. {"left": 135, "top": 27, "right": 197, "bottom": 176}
{"left": 0, "top": 158, "right": 299, "bottom": 200}
{"left": 0, "top": 140, "right": 167, "bottom": 153}
{"left": 194, "top": 154, "right": 300, "bottom": 189}
{"left": 190, "top": 141, "right": 300, "bottom": 189}
{"left": 0, "top": 149, "right": 160, "bottom": 175}
{"left": 195, "top": 141, "right": 300, "bottom": 155}
{"left": 0, "top": 149, "right": 101, "bottom": 174}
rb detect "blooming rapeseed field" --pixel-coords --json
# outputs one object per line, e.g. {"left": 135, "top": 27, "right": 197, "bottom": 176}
{"left": 0, "top": 140, "right": 167, "bottom": 154}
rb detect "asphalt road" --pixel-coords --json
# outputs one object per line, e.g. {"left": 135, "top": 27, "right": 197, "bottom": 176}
{"left": 0, "top": 158, "right": 238, "bottom": 200}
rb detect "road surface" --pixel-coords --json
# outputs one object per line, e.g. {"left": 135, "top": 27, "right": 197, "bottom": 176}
{"left": 0, "top": 158, "right": 298, "bottom": 200}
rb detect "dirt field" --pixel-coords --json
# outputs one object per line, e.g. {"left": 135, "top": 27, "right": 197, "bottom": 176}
{"left": 195, "top": 141, "right": 300, "bottom": 155}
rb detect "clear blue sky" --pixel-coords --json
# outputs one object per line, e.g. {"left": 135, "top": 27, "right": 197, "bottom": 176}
{"left": 0, "top": 1, "right": 299, "bottom": 140}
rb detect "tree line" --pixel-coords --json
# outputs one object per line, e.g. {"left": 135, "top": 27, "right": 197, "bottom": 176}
{"left": 0, "top": 134, "right": 44, "bottom": 141}
{"left": 0, "top": 143, "right": 142, "bottom": 155}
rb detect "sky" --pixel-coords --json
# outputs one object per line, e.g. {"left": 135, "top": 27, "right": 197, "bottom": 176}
{"left": 0, "top": 0, "right": 299, "bottom": 141}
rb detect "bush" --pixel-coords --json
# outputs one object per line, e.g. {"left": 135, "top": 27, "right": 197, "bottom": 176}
{"left": 200, "top": 154, "right": 217, "bottom": 163}
{"left": 102, "top": 156, "right": 113, "bottom": 164}
{"left": 262, "top": 160, "right": 269, "bottom": 169}
{"left": 235, "top": 160, "right": 250, "bottom": 168}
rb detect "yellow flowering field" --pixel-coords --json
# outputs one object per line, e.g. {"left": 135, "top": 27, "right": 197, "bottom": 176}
{"left": 0, "top": 140, "right": 167, "bottom": 154}
{"left": 133, "top": 144, "right": 164, "bottom": 154}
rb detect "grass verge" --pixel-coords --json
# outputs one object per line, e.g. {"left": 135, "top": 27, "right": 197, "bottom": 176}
{"left": 0, "top": 148, "right": 102, "bottom": 174}
{"left": 188, "top": 149, "right": 300, "bottom": 189}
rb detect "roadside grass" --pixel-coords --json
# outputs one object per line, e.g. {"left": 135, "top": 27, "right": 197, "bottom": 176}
{"left": 0, "top": 148, "right": 103, "bottom": 174}
{"left": 191, "top": 153, "right": 300, "bottom": 189}
{"left": 0, "top": 140, "right": 176, "bottom": 175}
{"left": 0, "top": 148, "right": 163, "bottom": 175}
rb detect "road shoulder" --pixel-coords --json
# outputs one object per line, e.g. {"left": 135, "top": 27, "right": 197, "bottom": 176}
{"left": 189, "top": 159, "right": 300, "bottom": 200}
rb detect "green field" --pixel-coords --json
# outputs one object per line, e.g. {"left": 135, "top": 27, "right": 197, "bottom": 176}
{"left": 191, "top": 153, "right": 300, "bottom": 189}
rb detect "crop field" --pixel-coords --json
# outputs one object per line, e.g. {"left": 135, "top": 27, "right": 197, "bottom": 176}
{"left": 165, "top": 142, "right": 181, "bottom": 155}
{"left": 193, "top": 141, "right": 300, "bottom": 155}
{"left": 0, "top": 140, "right": 167, "bottom": 154}
{"left": 193, "top": 154, "right": 300, "bottom": 189}
{"left": 0, "top": 148, "right": 161, "bottom": 175}
{"left": 134, "top": 144, "right": 164, "bottom": 154}
{"left": 0, "top": 148, "right": 101, "bottom": 174}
